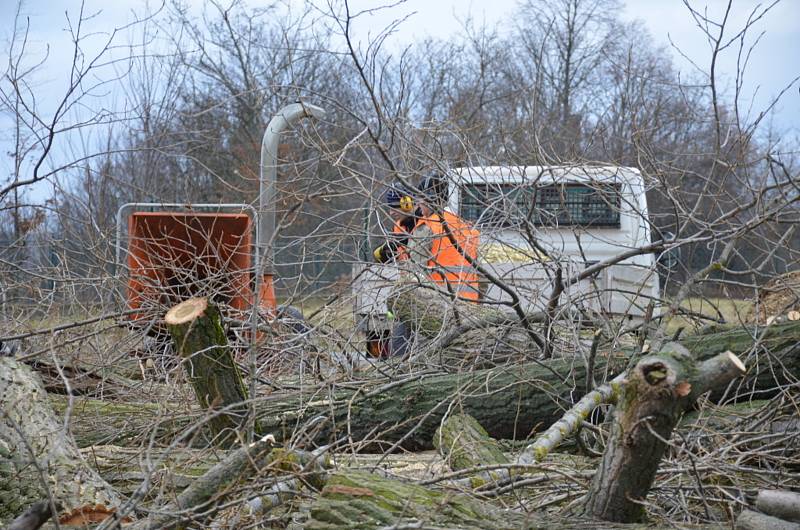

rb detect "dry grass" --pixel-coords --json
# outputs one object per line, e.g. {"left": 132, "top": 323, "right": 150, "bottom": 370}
{"left": 666, "top": 297, "right": 754, "bottom": 335}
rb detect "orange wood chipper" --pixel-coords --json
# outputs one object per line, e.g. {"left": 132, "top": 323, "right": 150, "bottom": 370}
{"left": 115, "top": 103, "right": 326, "bottom": 326}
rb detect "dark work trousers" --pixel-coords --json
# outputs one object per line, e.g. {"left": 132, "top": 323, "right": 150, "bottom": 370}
{"left": 389, "top": 321, "right": 412, "bottom": 357}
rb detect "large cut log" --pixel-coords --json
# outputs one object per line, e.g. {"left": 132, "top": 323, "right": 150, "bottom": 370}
{"left": 58, "top": 320, "right": 800, "bottom": 451}
{"left": 0, "top": 357, "right": 124, "bottom": 526}
{"left": 50, "top": 396, "right": 191, "bottom": 448}
{"left": 755, "top": 490, "right": 800, "bottom": 523}
{"left": 580, "top": 345, "right": 746, "bottom": 522}
{"left": 389, "top": 280, "right": 800, "bottom": 374}
{"left": 58, "top": 353, "right": 618, "bottom": 450}
{"left": 433, "top": 413, "right": 509, "bottom": 472}
{"left": 736, "top": 509, "right": 800, "bottom": 530}
{"left": 305, "top": 470, "right": 720, "bottom": 529}
{"left": 256, "top": 321, "right": 796, "bottom": 451}
{"left": 165, "top": 297, "right": 250, "bottom": 445}
{"left": 306, "top": 470, "right": 528, "bottom": 529}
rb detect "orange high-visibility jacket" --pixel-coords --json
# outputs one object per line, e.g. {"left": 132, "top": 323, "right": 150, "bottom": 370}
{"left": 392, "top": 211, "right": 480, "bottom": 300}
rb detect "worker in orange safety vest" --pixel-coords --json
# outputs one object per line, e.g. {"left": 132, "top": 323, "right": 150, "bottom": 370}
{"left": 371, "top": 175, "right": 481, "bottom": 356}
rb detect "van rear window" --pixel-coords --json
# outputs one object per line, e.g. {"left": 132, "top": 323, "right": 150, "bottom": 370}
{"left": 460, "top": 183, "right": 621, "bottom": 228}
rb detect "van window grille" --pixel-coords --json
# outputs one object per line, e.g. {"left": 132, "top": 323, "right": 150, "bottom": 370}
{"left": 460, "top": 183, "right": 621, "bottom": 228}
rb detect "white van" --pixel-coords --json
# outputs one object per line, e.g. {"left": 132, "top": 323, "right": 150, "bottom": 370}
{"left": 352, "top": 165, "right": 661, "bottom": 348}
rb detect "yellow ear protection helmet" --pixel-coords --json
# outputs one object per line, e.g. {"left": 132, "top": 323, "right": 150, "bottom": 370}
{"left": 398, "top": 194, "right": 414, "bottom": 212}
{"left": 385, "top": 185, "right": 416, "bottom": 213}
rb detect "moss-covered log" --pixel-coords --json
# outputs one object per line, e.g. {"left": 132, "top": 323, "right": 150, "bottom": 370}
{"left": 433, "top": 414, "right": 509, "bottom": 472}
{"left": 0, "top": 357, "right": 124, "bottom": 526}
{"left": 306, "top": 470, "right": 719, "bottom": 529}
{"left": 57, "top": 320, "right": 800, "bottom": 451}
{"left": 580, "top": 345, "right": 746, "bottom": 522}
{"left": 165, "top": 297, "right": 249, "bottom": 445}
{"left": 129, "top": 439, "right": 328, "bottom": 529}
{"left": 52, "top": 396, "right": 191, "bottom": 448}
{"left": 258, "top": 321, "right": 797, "bottom": 451}
{"left": 306, "top": 470, "right": 528, "bottom": 529}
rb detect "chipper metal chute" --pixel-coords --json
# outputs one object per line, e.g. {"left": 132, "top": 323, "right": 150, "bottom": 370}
{"left": 115, "top": 103, "right": 326, "bottom": 326}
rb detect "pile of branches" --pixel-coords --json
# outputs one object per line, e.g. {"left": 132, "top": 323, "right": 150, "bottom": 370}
{"left": 2, "top": 286, "right": 800, "bottom": 529}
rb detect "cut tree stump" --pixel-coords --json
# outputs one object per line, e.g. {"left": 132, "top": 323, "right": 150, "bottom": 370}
{"left": 580, "top": 344, "right": 746, "bottom": 522}
{"left": 0, "top": 357, "right": 124, "bottom": 526}
{"left": 165, "top": 297, "right": 250, "bottom": 446}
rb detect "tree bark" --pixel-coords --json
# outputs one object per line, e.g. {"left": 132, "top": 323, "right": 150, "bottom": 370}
{"left": 433, "top": 413, "right": 509, "bottom": 472}
{"left": 0, "top": 357, "right": 124, "bottom": 526}
{"left": 6, "top": 500, "right": 58, "bottom": 530}
{"left": 306, "top": 470, "right": 528, "bottom": 529}
{"left": 390, "top": 282, "right": 800, "bottom": 374}
{"left": 265, "top": 353, "right": 627, "bottom": 451}
{"left": 57, "top": 320, "right": 800, "bottom": 451}
{"left": 756, "top": 490, "right": 800, "bottom": 523}
{"left": 736, "top": 509, "right": 800, "bottom": 530}
{"left": 129, "top": 436, "right": 277, "bottom": 530}
{"left": 580, "top": 345, "right": 746, "bottom": 522}
{"left": 165, "top": 297, "right": 249, "bottom": 446}
{"left": 306, "top": 470, "right": 716, "bottom": 529}
{"left": 255, "top": 320, "right": 792, "bottom": 451}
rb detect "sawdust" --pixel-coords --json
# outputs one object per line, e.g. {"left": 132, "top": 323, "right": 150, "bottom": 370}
{"left": 479, "top": 242, "right": 548, "bottom": 263}
{"left": 748, "top": 271, "right": 800, "bottom": 324}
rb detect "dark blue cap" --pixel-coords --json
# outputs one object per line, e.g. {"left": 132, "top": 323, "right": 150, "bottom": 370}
{"left": 384, "top": 183, "right": 415, "bottom": 207}
{"left": 384, "top": 187, "right": 403, "bottom": 207}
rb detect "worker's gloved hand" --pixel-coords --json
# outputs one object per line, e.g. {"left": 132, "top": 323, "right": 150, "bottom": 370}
{"left": 373, "top": 240, "right": 401, "bottom": 263}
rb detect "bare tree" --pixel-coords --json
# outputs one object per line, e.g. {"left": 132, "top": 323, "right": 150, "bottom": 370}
{"left": 1, "top": 0, "right": 799, "bottom": 528}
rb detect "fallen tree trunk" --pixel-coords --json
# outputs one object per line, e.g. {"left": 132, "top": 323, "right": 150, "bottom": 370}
{"left": 0, "top": 357, "right": 124, "bottom": 526}
{"left": 165, "top": 298, "right": 250, "bottom": 446}
{"left": 57, "top": 320, "right": 800, "bottom": 451}
{"left": 306, "top": 470, "right": 720, "bottom": 529}
{"left": 26, "top": 356, "right": 139, "bottom": 397}
{"left": 580, "top": 345, "right": 746, "bottom": 522}
{"left": 306, "top": 470, "right": 528, "bottom": 529}
{"left": 736, "top": 509, "right": 800, "bottom": 530}
{"left": 256, "top": 320, "right": 799, "bottom": 450}
{"left": 756, "top": 490, "right": 800, "bottom": 523}
{"left": 129, "top": 436, "right": 276, "bottom": 530}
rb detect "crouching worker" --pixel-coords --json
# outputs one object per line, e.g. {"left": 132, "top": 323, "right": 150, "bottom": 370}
{"left": 370, "top": 174, "right": 480, "bottom": 357}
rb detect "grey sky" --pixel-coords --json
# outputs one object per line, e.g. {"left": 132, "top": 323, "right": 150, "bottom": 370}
{"left": 2, "top": 0, "right": 798, "bottom": 201}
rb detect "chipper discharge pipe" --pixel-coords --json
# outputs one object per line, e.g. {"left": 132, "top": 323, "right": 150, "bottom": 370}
{"left": 257, "top": 102, "right": 326, "bottom": 308}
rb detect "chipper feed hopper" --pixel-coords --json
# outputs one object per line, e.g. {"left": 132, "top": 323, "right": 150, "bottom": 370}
{"left": 115, "top": 103, "right": 325, "bottom": 326}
